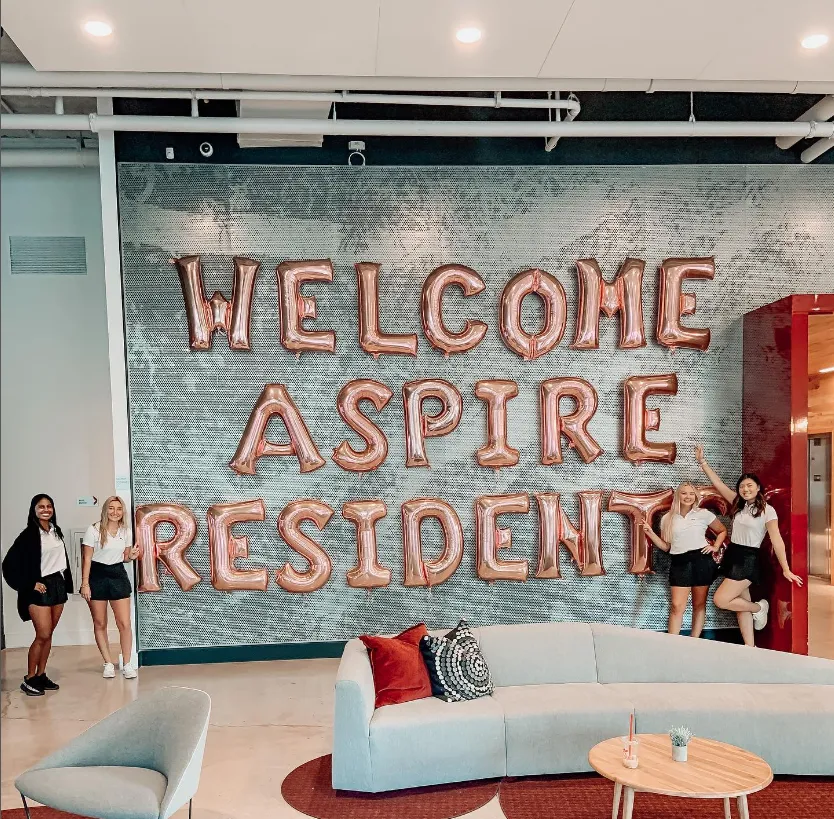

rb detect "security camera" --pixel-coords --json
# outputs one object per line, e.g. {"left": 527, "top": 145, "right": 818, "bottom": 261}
{"left": 199, "top": 142, "right": 214, "bottom": 158}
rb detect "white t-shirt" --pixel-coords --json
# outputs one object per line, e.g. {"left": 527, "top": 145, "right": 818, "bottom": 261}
{"left": 40, "top": 526, "right": 67, "bottom": 576}
{"left": 731, "top": 503, "right": 778, "bottom": 548}
{"left": 663, "top": 507, "right": 717, "bottom": 555}
{"left": 82, "top": 523, "right": 131, "bottom": 565}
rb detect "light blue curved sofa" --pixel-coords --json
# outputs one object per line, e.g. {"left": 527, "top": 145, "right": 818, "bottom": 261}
{"left": 332, "top": 622, "right": 834, "bottom": 792}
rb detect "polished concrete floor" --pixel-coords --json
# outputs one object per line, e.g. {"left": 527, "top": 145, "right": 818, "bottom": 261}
{"left": 809, "top": 575, "right": 834, "bottom": 660}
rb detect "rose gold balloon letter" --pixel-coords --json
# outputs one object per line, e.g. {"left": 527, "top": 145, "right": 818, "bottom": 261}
{"left": 540, "top": 378, "right": 602, "bottom": 464}
{"left": 402, "top": 380, "right": 463, "bottom": 467}
{"left": 622, "top": 374, "right": 678, "bottom": 464}
{"left": 402, "top": 498, "right": 464, "bottom": 587}
{"left": 535, "top": 491, "right": 605, "bottom": 578}
{"left": 174, "top": 255, "right": 259, "bottom": 350}
{"left": 135, "top": 503, "right": 201, "bottom": 592}
{"left": 207, "top": 499, "right": 269, "bottom": 591}
{"left": 343, "top": 500, "right": 391, "bottom": 588}
{"left": 230, "top": 384, "right": 326, "bottom": 475}
{"left": 276, "top": 500, "right": 334, "bottom": 593}
{"left": 499, "top": 269, "right": 567, "bottom": 360}
{"left": 276, "top": 259, "right": 336, "bottom": 353}
{"left": 608, "top": 489, "right": 674, "bottom": 574}
{"left": 475, "top": 380, "right": 520, "bottom": 469}
{"left": 332, "top": 380, "right": 393, "bottom": 472}
{"left": 356, "top": 263, "right": 418, "bottom": 358}
{"left": 571, "top": 258, "right": 646, "bottom": 349}
{"left": 656, "top": 257, "right": 715, "bottom": 351}
{"left": 475, "top": 494, "right": 530, "bottom": 581}
{"left": 421, "top": 265, "right": 488, "bottom": 356}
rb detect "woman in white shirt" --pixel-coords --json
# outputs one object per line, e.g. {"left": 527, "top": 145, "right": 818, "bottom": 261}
{"left": 641, "top": 483, "right": 727, "bottom": 637}
{"left": 696, "top": 445, "right": 803, "bottom": 646}
{"left": 80, "top": 496, "right": 140, "bottom": 679}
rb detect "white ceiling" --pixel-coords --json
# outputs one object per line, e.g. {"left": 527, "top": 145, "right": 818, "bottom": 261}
{"left": 1, "top": 0, "right": 832, "bottom": 82}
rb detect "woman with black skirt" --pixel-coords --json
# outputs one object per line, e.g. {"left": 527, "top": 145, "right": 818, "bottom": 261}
{"left": 1, "top": 494, "right": 73, "bottom": 696}
{"left": 696, "top": 445, "right": 803, "bottom": 646}
{"left": 80, "top": 496, "right": 139, "bottom": 679}
{"left": 642, "top": 482, "right": 727, "bottom": 637}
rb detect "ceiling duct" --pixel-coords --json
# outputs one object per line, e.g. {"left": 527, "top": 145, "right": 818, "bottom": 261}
{"left": 236, "top": 98, "right": 331, "bottom": 148}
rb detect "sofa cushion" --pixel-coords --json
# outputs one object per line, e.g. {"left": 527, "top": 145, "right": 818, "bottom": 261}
{"left": 591, "top": 623, "right": 834, "bottom": 684}
{"left": 492, "top": 683, "right": 635, "bottom": 775}
{"left": 606, "top": 683, "right": 834, "bottom": 775}
{"left": 420, "top": 621, "right": 494, "bottom": 702}
{"left": 368, "top": 694, "right": 505, "bottom": 791}
{"left": 359, "top": 624, "right": 432, "bottom": 708}
{"left": 15, "top": 765, "right": 168, "bottom": 819}
{"left": 476, "top": 622, "right": 597, "bottom": 687}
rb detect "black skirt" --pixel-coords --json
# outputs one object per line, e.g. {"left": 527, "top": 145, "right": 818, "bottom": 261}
{"left": 719, "top": 542, "right": 761, "bottom": 584}
{"left": 668, "top": 550, "right": 718, "bottom": 587}
{"left": 28, "top": 571, "right": 68, "bottom": 608}
{"left": 89, "top": 561, "right": 132, "bottom": 601}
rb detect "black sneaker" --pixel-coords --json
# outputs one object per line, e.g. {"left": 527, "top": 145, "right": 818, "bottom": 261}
{"left": 20, "top": 676, "right": 44, "bottom": 696}
{"left": 36, "top": 673, "right": 59, "bottom": 691}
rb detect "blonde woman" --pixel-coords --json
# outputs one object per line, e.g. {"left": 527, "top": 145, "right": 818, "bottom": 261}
{"left": 641, "top": 483, "right": 727, "bottom": 637}
{"left": 80, "top": 496, "right": 140, "bottom": 678}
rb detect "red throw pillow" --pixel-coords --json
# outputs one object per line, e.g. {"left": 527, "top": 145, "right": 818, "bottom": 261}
{"left": 359, "top": 624, "right": 432, "bottom": 708}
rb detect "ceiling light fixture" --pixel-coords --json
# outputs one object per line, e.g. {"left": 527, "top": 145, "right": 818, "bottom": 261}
{"left": 83, "top": 21, "right": 113, "bottom": 37}
{"left": 820, "top": 365, "right": 834, "bottom": 374}
{"left": 456, "top": 27, "right": 482, "bottom": 44}
{"left": 801, "top": 33, "right": 829, "bottom": 49}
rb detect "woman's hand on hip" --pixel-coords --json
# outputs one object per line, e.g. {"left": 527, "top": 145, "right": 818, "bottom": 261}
{"left": 783, "top": 569, "right": 804, "bottom": 586}
{"left": 127, "top": 546, "right": 140, "bottom": 561}
{"left": 80, "top": 583, "right": 92, "bottom": 601}
{"left": 34, "top": 582, "right": 47, "bottom": 594}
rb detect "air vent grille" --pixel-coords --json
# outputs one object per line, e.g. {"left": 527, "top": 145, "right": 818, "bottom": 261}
{"left": 9, "top": 236, "right": 88, "bottom": 276}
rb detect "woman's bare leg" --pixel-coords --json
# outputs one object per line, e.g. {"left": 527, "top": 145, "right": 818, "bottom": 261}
{"left": 690, "top": 586, "right": 709, "bottom": 638}
{"left": 668, "top": 587, "right": 690, "bottom": 635}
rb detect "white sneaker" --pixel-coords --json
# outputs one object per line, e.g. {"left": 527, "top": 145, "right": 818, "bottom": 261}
{"left": 752, "top": 599, "right": 769, "bottom": 631}
{"left": 102, "top": 663, "right": 116, "bottom": 679}
{"left": 122, "top": 663, "right": 138, "bottom": 679}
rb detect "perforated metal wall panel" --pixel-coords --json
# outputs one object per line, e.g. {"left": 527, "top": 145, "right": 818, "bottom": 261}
{"left": 118, "top": 164, "right": 834, "bottom": 651}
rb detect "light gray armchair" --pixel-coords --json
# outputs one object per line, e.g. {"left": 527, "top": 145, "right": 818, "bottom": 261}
{"left": 15, "top": 686, "right": 211, "bottom": 819}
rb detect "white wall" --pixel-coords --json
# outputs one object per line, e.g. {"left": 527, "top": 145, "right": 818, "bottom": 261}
{"left": 1, "top": 167, "right": 118, "bottom": 648}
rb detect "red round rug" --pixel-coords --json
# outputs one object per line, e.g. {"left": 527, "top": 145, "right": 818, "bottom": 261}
{"left": 499, "top": 775, "right": 834, "bottom": 818}
{"left": 281, "top": 755, "right": 500, "bottom": 819}
{"left": 2, "top": 809, "right": 86, "bottom": 819}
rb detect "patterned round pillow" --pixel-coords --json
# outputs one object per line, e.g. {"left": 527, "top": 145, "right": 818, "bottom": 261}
{"left": 419, "top": 620, "right": 494, "bottom": 702}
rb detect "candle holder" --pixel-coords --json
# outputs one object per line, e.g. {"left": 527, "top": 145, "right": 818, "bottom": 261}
{"left": 620, "top": 736, "right": 639, "bottom": 768}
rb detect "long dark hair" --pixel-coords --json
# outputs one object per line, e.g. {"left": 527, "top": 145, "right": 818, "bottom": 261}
{"left": 729, "top": 473, "right": 767, "bottom": 518}
{"left": 27, "top": 493, "right": 64, "bottom": 540}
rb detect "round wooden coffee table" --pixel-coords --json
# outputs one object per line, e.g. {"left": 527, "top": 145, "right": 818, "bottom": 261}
{"left": 589, "top": 734, "right": 773, "bottom": 819}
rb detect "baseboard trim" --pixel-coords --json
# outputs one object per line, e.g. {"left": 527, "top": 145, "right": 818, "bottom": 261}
{"left": 139, "top": 640, "right": 347, "bottom": 666}
{"left": 683, "top": 628, "right": 744, "bottom": 643}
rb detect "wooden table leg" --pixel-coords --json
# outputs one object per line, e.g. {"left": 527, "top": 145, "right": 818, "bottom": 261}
{"left": 622, "top": 786, "right": 635, "bottom": 819}
{"left": 611, "top": 782, "right": 622, "bottom": 819}
{"left": 724, "top": 797, "right": 732, "bottom": 819}
{"left": 737, "top": 795, "right": 750, "bottom": 819}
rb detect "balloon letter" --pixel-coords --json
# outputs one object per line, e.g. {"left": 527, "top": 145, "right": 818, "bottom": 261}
{"left": 173, "top": 255, "right": 259, "bottom": 351}
{"left": 402, "top": 379, "right": 463, "bottom": 467}
{"left": 230, "top": 384, "right": 326, "bottom": 475}
{"left": 421, "top": 265, "right": 488, "bottom": 356}
{"left": 571, "top": 258, "right": 646, "bottom": 349}
{"left": 540, "top": 377, "right": 602, "bottom": 465}
{"left": 535, "top": 491, "right": 605, "bottom": 578}
{"left": 343, "top": 500, "right": 391, "bottom": 588}
{"left": 276, "top": 500, "right": 334, "bottom": 593}
{"left": 135, "top": 504, "right": 201, "bottom": 592}
{"left": 656, "top": 257, "right": 715, "bottom": 351}
{"left": 207, "top": 499, "right": 269, "bottom": 591}
{"left": 475, "top": 494, "right": 530, "bottom": 582}
{"left": 276, "top": 259, "right": 336, "bottom": 353}
{"left": 608, "top": 489, "right": 674, "bottom": 574}
{"left": 333, "top": 379, "right": 393, "bottom": 472}
{"left": 356, "top": 263, "right": 418, "bottom": 358}
{"left": 499, "top": 269, "right": 566, "bottom": 360}
{"left": 622, "top": 374, "right": 678, "bottom": 464}
{"left": 402, "top": 498, "right": 464, "bottom": 587}
{"left": 475, "top": 380, "right": 520, "bottom": 469}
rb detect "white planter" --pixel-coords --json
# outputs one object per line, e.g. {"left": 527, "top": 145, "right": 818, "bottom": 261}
{"left": 672, "top": 745, "right": 688, "bottom": 762}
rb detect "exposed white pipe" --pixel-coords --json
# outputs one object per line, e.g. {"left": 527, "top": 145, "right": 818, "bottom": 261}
{"left": 800, "top": 137, "right": 834, "bottom": 163}
{"left": 775, "top": 95, "right": 834, "bottom": 150}
{"left": 2, "top": 113, "right": 833, "bottom": 139}
{"left": 3, "top": 64, "right": 833, "bottom": 95}
{"left": 0, "top": 148, "right": 99, "bottom": 167}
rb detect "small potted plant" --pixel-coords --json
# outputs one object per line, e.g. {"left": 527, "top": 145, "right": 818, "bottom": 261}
{"left": 669, "top": 726, "right": 693, "bottom": 762}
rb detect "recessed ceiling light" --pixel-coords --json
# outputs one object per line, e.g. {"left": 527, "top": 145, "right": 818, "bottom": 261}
{"left": 801, "top": 33, "right": 829, "bottom": 49}
{"left": 456, "top": 27, "right": 482, "bottom": 44}
{"left": 83, "top": 21, "right": 113, "bottom": 37}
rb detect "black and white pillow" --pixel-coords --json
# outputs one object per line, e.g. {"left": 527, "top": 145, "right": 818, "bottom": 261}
{"left": 419, "top": 621, "right": 494, "bottom": 702}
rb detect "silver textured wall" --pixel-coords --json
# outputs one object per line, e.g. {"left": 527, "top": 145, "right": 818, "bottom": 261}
{"left": 118, "top": 164, "right": 834, "bottom": 651}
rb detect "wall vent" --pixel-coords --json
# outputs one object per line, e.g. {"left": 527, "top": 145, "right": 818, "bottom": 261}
{"left": 9, "top": 236, "right": 88, "bottom": 276}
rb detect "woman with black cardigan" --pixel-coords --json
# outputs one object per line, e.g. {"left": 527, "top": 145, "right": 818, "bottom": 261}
{"left": 2, "top": 494, "right": 73, "bottom": 696}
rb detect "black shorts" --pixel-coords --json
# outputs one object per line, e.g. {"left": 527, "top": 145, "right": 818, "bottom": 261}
{"left": 29, "top": 571, "right": 68, "bottom": 608}
{"left": 668, "top": 550, "right": 718, "bottom": 587}
{"left": 719, "top": 542, "right": 761, "bottom": 584}
{"left": 89, "top": 561, "right": 132, "bottom": 601}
